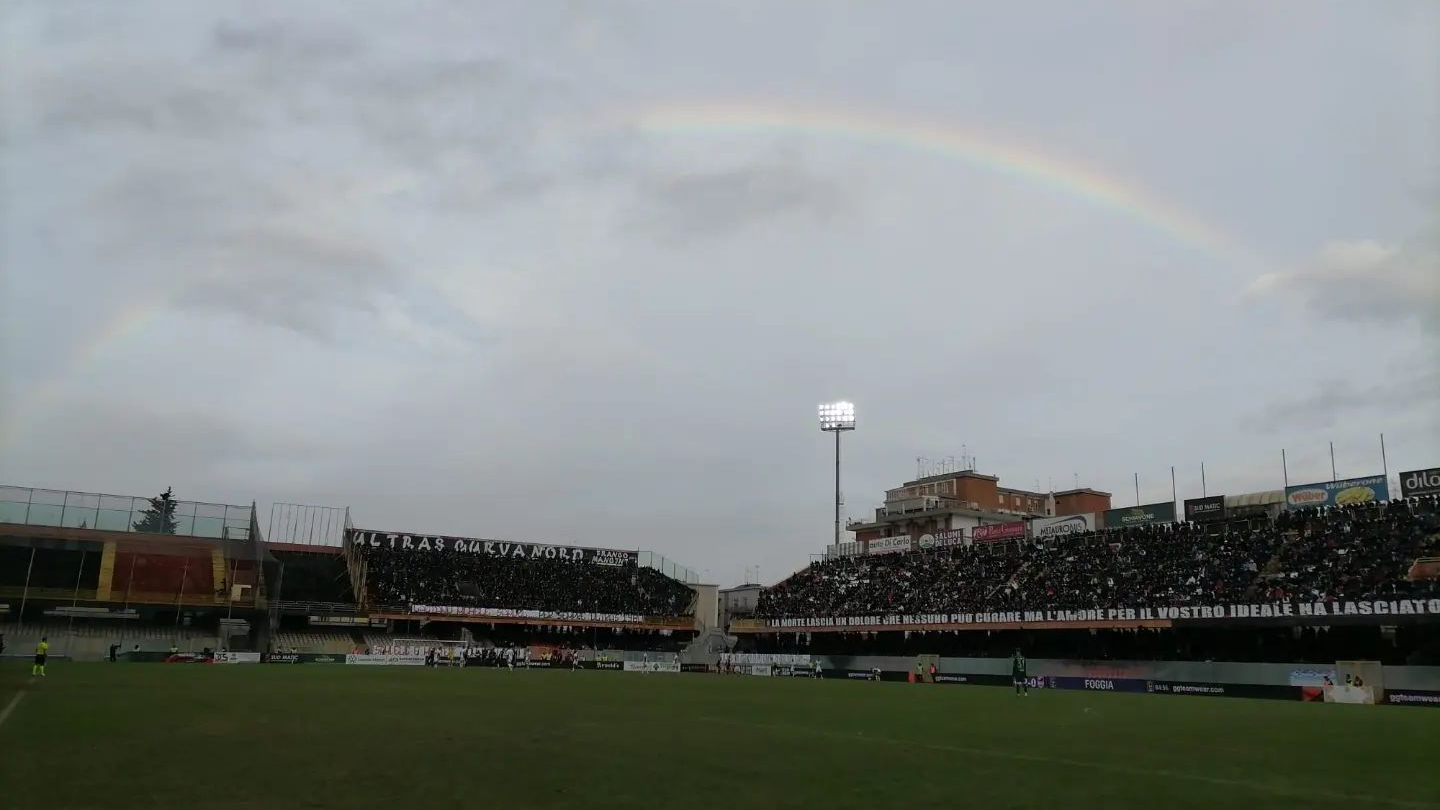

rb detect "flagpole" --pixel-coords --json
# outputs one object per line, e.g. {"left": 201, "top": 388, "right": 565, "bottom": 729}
{"left": 1201, "top": 462, "right": 1207, "bottom": 497}
{"left": 16, "top": 546, "right": 36, "bottom": 631}
{"left": 1282, "top": 449, "right": 1289, "bottom": 488}
{"left": 1330, "top": 442, "right": 1338, "bottom": 482}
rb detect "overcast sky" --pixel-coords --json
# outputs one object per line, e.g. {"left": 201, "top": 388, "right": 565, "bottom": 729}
{"left": 2, "top": 0, "right": 1437, "bottom": 585}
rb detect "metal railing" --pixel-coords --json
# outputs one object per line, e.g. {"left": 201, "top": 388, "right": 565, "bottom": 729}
{"left": 636, "top": 551, "right": 701, "bottom": 584}
{"left": 0, "top": 485, "right": 252, "bottom": 540}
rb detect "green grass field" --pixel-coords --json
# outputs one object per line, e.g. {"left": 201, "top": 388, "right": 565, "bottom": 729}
{"left": 2, "top": 662, "right": 1437, "bottom": 810}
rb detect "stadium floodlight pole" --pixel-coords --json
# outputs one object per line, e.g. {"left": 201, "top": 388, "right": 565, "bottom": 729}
{"left": 818, "top": 401, "right": 856, "bottom": 548}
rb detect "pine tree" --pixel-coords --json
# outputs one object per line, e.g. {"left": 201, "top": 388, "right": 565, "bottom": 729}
{"left": 133, "top": 487, "right": 180, "bottom": 534}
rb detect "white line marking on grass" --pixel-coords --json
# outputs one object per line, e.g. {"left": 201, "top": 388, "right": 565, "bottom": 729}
{"left": 0, "top": 683, "right": 29, "bottom": 730}
{"left": 696, "top": 715, "right": 1439, "bottom": 810}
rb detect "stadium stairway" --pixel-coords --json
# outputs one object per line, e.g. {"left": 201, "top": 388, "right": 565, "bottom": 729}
{"left": 680, "top": 627, "right": 733, "bottom": 666}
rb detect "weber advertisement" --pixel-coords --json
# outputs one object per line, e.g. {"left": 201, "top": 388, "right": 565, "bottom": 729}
{"left": 349, "top": 529, "right": 637, "bottom": 567}
{"left": 1399, "top": 467, "right": 1440, "bottom": 498}
{"left": 1284, "top": 475, "right": 1389, "bottom": 510}
{"left": 971, "top": 522, "right": 1026, "bottom": 542}
{"left": 1183, "top": 496, "right": 1225, "bottom": 522}
{"left": 1103, "top": 502, "right": 1177, "bottom": 528}
{"left": 1030, "top": 513, "right": 1095, "bottom": 538}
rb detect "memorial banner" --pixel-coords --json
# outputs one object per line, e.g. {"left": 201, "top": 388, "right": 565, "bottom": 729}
{"left": 763, "top": 597, "right": 1440, "bottom": 630}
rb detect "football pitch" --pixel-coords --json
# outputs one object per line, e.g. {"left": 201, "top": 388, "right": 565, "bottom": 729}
{"left": 2, "top": 663, "right": 1436, "bottom": 810}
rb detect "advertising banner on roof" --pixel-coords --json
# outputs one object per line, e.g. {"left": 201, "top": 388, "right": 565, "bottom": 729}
{"left": 1284, "top": 475, "right": 1389, "bottom": 510}
{"left": 866, "top": 535, "right": 912, "bottom": 555}
{"left": 1030, "top": 514, "right": 1095, "bottom": 538}
{"left": 1399, "top": 468, "right": 1440, "bottom": 499}
{"left": 971, "top": 522, "right": 1026, "bottom": 542}
{"left": 1183, "top": 496, "right": 1225, "bottom": 522}
{"left": 1102, "top": 502, "right": 1177, "bottom": 528}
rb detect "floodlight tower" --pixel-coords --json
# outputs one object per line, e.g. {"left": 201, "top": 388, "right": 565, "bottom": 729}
{"left": 818, "top": 401, "right": 856, "bottom": 548}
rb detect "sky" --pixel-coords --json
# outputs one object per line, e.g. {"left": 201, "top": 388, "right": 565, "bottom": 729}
{"left": 1, "top": 0, "right": 1437, "bottom": 586}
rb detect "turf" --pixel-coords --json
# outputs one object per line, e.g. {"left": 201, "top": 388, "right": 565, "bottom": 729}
{"left": 1, "top": 662, "right": 1436, "bottom": 810}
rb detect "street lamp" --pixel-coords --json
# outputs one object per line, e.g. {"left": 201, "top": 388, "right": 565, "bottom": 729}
{"left": 818, "top": 401, "right": 856, "bottom": 548}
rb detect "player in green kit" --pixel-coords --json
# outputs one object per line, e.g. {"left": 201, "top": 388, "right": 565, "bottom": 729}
{"left": 1011, "top": 648, "right": 1027, "bottom": 696}
{"left": 33, "top": 636, "right": 50, "bottom": 677}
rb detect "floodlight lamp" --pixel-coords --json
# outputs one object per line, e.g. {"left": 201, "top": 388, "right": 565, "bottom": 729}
{"left": 818, "top": 401, "right": 856, "bottom": 431}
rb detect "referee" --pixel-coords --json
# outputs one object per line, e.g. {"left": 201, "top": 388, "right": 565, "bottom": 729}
{"left": 33, "top": 635, "right": 49, "bottom": 677}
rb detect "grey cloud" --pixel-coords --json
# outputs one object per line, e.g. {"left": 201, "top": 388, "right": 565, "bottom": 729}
{"left": 34, "top": 70, "right": 257, "bottom": 138}
{"left": 211, "top": 20, "right": 365, "bottom": 63}
{"left": 1248, "top": 370, "right": 1439, "bottom": 432}
{"left": 175, "top": 228, "right": 397, "bottom": 338}
{"left": 1247, "top": 233, "right": 1440, "bottom": 334}
{"left": 631, "top": 159, "right": 845, "bottom": 242}
{"left": 11, "top": 397, "right": 328, "bottom": 498}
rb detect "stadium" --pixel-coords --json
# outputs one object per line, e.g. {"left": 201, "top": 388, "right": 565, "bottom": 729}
{"left": 2, "top": 457, "right": 1439, "bottom": 809}
{"left": 5, "top": 4, "right": 1440, "bottom": 810}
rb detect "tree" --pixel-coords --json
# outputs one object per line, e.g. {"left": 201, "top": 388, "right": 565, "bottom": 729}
{"left": 133, "top": 487, "right": 180, "bottom": 534}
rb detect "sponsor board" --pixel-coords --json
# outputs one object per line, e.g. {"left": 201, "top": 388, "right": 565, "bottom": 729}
{"left": 349, "top": 529, "right": 637, "bottom": 567}
{"left": 409, "top": 604, "right": 647, "bottom": 623}
{"left": 211, "top": 652, "right": 261, "bottom": 664}
{"left": 1288, "top": 668, "right": 1336, "bottom": 687}
{"left": 1048, "top": 676, "right": 1150, "bottom": 693}
{"left": 971, "top": 522, "right": 1026, "bottom": 542}
{"left": 591, "top": 661, "right": 623, "bottom": 670}
{"left": 622, "top": 661, "right": 680, "bottom": 673}
{"left": 866, "top": 535, "right": 912, "bottom": 555}
{"left": 310, "top": 654, "right": 343, "bottom": 664}
{"left": 262, "top": 653, "right": 302, "bottom": 664}
{"left": 1030, "top": 514, "right": 1095, "bottom": 538}
{"left": 1399, "top": 467, "right": 1440, "bottom": 499}
{"left": 680, "top": 663, "right": 710, "bottom": 673}
{"left": 916, "top": 529, "right": 966, "bottom": 550}
{"left": 1284, "top": 475, "right": 1389, "bottom": 510}
{"left": 1183, "top": 496, "right": 1225, "bottom": 522}
{"left": 1386, "top": 691, "right": 1440, "bottom": 708}
{"left": 345, "top": 653, "right": 426, "bottom": 666}
{"left": 1103, "top": 502, "right": 1176, "bottom": 528}
{"left": 763, "top": 598, "right": 1440, "bottom": 629}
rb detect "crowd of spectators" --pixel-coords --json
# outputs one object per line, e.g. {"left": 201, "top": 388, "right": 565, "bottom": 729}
{"left": 758, "top": 496, "right": 1440, "bottom": 620}
{"left": 360, "top": 546, "right": 694, "bottom": 618}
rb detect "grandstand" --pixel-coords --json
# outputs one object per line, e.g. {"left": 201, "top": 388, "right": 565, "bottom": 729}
{"left": 0, "top": 486, "right": 708, "bottom": 661}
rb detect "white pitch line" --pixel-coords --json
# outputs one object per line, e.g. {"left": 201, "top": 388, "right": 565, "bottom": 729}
{"left": 0, "top": 682, "right": 29, "bottom": 730}
{"left": 696, "top": 715, "right": 1440, "bottom": 810}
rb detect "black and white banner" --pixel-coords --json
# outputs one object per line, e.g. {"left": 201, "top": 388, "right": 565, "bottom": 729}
{"left": 350, "top": 529, "right": 637, "bottom": 566}
{"left": 764, "top": 598, "right": 1440, "bottom": 629}
{"left": 410, "top": 604, "right": 648, "bottom": 623}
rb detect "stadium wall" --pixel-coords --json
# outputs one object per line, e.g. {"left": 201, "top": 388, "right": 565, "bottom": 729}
{"left": 816, "top": 655, "right": 1440, "bottom": 691}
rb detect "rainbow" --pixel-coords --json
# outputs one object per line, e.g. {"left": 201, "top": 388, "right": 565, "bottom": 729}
{"left": 3, "top": 99, "right": 1259, "bottom": 451}
{"left": 632, "top": 100, "right": 1254, "bottom": 263}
